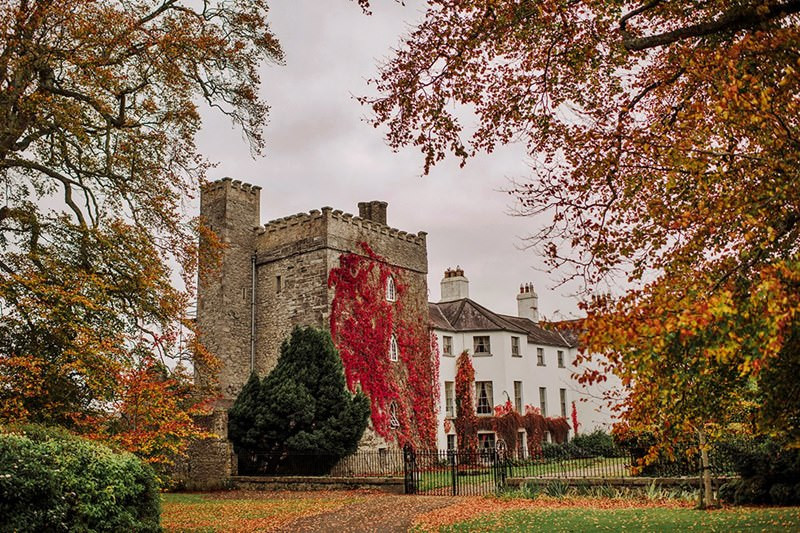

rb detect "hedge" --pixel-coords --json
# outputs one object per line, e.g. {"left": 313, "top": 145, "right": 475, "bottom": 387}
{"left": 0, "top": 425, "right": 161, "bottom": 532}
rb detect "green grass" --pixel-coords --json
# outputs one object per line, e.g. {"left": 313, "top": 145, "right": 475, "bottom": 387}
{"left": 433, "top": 507, "right": 800, "bottom": 532}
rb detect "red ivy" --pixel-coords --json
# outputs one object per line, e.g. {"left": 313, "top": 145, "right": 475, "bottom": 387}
{"left": 328, "top": 242, "right": 438, "bottom": 448}
{"left": 454, "top": 351, "right": 478, "bottom": 454}
{"left": 571, "top": 400, "right": 580, "bottom": 435}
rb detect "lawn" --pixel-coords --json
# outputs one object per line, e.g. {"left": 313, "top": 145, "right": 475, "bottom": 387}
{"left": 160, "top": 491, "right": 364, "bottom": 532}
{"left": 417, "top": 506, "right": 800, "bottom": 532}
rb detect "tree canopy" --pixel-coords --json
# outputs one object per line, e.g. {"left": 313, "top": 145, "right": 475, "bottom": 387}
{"left": 0, "top": 0, "right": 282, "bottom": 464}
{"left": 364, "top": 1, "right": 800, "bottom": 445}
{"left": 228, "top": 327, "right": 370, "bottom": 473}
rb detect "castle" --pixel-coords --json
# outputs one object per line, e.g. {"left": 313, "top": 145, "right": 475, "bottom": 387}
{"left": 187, "top": 177, "right": 615, "bottom": 488}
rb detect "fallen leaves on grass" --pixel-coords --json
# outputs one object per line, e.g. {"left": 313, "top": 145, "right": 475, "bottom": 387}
{"left": 412, "top": 495, "right": 693, "bottom": 531}
{"left": 161, "top": 490, "right": 365, "bottom": 532}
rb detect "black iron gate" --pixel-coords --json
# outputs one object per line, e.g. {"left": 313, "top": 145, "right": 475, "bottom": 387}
{"left": 403, "top": 445, "right": 508, "bottom": 496}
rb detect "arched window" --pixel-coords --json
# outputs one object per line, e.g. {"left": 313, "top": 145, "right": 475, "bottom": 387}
{"left": 389, "top": 334, "right": 399, "bottom": 362}
{"left": 389, "top": 401, "right": 400, "bottom": 429}
{"left": 385, "top": 275, "right": 396, "bottom": 302}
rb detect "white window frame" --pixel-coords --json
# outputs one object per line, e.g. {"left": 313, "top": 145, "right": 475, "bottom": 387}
{"left": 537, "top": 347, "right": 545, "bottom": 366}
{"left": 386, "top": 276, "right": 396, "bottom": 302}
{"left": 557, "top": 349, "right": 565, "bottom": 368}
{"left": 539, "top": 387, "right": 547, "bottom": 417}
{"left": 511, "top": 336, "right": 521, "bottom": 357}
{"left": 442, "top": 335, "right": 453, "bottom": 356}
{"left": 560, "top": 388, "right": 567, "bottom": 418}
{"left": 389, "top": 334, "right": 399, "bottom": 362}
{"left": 475, "top": 381, "right": 493, "bottom": 415}
{"left": 389, "top": 401, "right": 400, "bottom": 429}
{"left": 446, "top": 434, "right": 457, "bottom": 451}
{"left": 514, "top": 381, "right": 523, "bottom": 413}
{"left": 444, "top": 381, "right": 455, "bottom": 418}
{"left": 473, "top": 335, "right": 491, "bottom": 355}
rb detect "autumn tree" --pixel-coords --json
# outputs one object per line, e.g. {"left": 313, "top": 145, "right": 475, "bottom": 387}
{"left": 363, "top": 0, "right": 800, "bottom": 464}
{"left": 0, "top": 0, "right": 282, "bottom": 464}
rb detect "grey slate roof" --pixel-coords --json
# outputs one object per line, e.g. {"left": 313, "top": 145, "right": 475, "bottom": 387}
{"left": 428, "top": 298, "right": 576, "bottom": 348}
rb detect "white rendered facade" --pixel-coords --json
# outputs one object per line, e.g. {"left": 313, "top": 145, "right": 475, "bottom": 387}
{"left": 431, "top": 270, "right": 618, "bottom": 450}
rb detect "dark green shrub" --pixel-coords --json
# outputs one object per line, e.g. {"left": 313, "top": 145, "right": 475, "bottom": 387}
{"left": 734, "top": 477, "right": 770, "bottom": 505}
{"left": 769, "top": 484, "right": 796, "bottom": 506}
{"left": 717, "top": 479, "right": 740, "bottom": 504}
{"left": 0, "top": 425, "right": 160, "bottom": 532}
{"left": 541, "top": 441, "right": 570, "bottom": 460}
{"left": 229, "top": 326, "right": 370, "bottom": 475}
{"left": 571, "top": 430, "right": 620, "bottom": 457}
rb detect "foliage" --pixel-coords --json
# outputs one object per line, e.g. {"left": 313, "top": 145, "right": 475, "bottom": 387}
{"left": 0, "top": 424, "right": 160, "bottom": 532}
{"left": 227, "top": 327, "right": 370, "bottom": 472}
{"left": 329, "top": 242, "right": 439, "bottom": 448}
{"left": 364, "top": 0, "right": 800, "bottom": 449}
{"left": 0, "top": 0, "right": 280, "bottom": 460}
{"left": 454, "top": 351, "right": 478, "bottom": 454}
{"left": 716, "top": 436, "right": 800, "bottom": 505}
{"left": 571, "top": 402, "right": 580, "bottom": 436}
{"left": 571, "top": 429, "right": 620, "bottom": 458}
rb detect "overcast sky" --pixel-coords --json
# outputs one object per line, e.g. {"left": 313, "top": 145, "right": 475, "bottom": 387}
{"left": 195, "top": 0, "right": 582, "bottom": 319}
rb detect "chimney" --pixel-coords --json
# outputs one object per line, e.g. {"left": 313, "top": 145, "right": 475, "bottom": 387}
{"left": 517, "top": 282, "right": 539, "bottom": 322}
{"left": 440, "top": 266, "right": 469, "bottom": 302}
{"left": 357, "top": 201, "right": 388, "bottom": 225}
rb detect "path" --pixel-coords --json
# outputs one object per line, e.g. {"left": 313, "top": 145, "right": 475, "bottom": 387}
{"left": 275, "top": 494, "right": 459, "bottom": 533}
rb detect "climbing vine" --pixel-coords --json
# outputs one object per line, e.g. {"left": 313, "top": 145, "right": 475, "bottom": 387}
{"left": 454, "top": 351, "right": 479, "bottom": 454}
{"left": 328, "top": 242, "right": 438, "bottom": 448}
{"left": 454, "top": 351, "right": 571, "bottom": 457}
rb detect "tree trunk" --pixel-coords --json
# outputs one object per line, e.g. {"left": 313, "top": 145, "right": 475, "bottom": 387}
{"left": 697, "top": 428, "right": 714, "bottom": 509}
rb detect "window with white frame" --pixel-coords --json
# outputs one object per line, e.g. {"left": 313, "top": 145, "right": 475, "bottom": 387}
{"left": 442, "top": 335, "right": 453, "bottom": 356}
{"left": 557, "top": 350, "right": 565, "bottom": 368}
{"left": 445, "top": 381, "right": 455, "bottom": 418}
{"left": 511, "top": 336, "right": 521, "bottom": 357}
{"left": 475, "top": 381, "right": 493, "bottom": 415}
{"left": 389, "top": 334, "right": 399, "bottom": 362}
{"left": 478, "top": 432, "right": 496, "bottom": 450}
{"left": 560, "top": 388, "right": 567, "bottom": 418}
{"left": 517, "top": 430, "right": 527, "bottom": 457}
{"left": 447, "top": 434, "right": 457, "bottom": 451}
{"left": 385, "top": 275, "right": 396, "bottom": 302}
{"left": 539, "top": 387, "right": 547, "bottom": 417}
{"left": 536, "top": 347, "right": 545, "bottom": 366}
{"left": 514, "top": 381, "right": 523, "bottom": 413}
{"left": 473, "top": 336, "right": 491, "bottom": 355}
{"left": 389, "top": 401, "right": 400, "bottom": 428}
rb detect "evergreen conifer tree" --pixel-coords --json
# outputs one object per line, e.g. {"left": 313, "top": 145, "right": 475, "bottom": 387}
{"left": 228, "top": 326, "right": 370, "bottom": 473}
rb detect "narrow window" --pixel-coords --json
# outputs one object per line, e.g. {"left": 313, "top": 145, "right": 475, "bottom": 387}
{"left": 557, "top": 350, "right": 565, "bottom": 368}
{"left": 444, "top": 381, "right": 455, "bottom": 418}
{"left": 560, "top": 388, "right": 567, "bottom": 418}
{"left": 514, "top": 381, "right": 523, "bottom": 413}
{"left": 536, "top": 347, "right": 545, "bottom": 366}
{"left": 389, "top": 401, "right": 400, "bottom": 429}
{"left": 447, "top": 434, "right": 457, "bottom": 451}
{"left": 442, "top": 335, "right": 453, "bottom": 356}
{"left": 511, "top": 336, "right": 521, "bottom": 357}
{"left": 539, "top": 387, "right": 547, "bottom": 417}
{"left": 542, "top": 431, "right": 551, "bottom": 443}
{"left": 276, "top": 275, "right": 282, "bottom": 293}
{"left": 386, "top": 276, "right": 396, "bottom": 302}
{"left": 389, "top": 334, "right": 399, "bottom": 362}
{"left": 517, "top": 430, "right": 527, "bottom": 458}
{"left": 473, "top": 336, "right": 491, "bottom": 355}
{"left": 475, "top": 381, "right": 493, "bottom": 415}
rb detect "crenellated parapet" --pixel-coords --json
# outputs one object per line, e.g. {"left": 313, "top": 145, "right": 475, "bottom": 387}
{"left": 201, "top": 177, "right": 262, "bottom": 196}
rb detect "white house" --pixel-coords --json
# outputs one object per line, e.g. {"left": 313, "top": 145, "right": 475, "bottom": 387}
{"left": 429, "top": 268, "right": 618, "bottom": 450}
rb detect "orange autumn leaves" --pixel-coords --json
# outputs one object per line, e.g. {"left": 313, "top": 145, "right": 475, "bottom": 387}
{"left": 366, "top": 1, "right": 800, "bottom": 446}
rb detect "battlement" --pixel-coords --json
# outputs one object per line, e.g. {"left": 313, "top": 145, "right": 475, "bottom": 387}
{"left": 259, "top": 207, "right": 427, "bottom": 246}
{"left": 201, "top": 177, "right": 262, "bottom": 196}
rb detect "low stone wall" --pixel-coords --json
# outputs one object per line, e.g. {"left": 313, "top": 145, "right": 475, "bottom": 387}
{"left": 230, "top": 475, "right": 404, "bottom": 494}
{"left": 507, "top": 476, "right": 734, "bottom": 489}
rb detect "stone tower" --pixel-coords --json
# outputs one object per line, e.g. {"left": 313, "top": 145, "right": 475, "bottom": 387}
{"left": 197, "top": 178, "right": 260, "bottom": 400}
